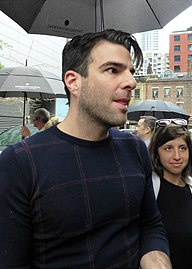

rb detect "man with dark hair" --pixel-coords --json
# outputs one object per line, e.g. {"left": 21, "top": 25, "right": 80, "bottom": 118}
{"left": 0, "top": 29, "right": 172, "bottom": 268}
{"left": 136, "top": 116, "right": 157, "bottom": 147}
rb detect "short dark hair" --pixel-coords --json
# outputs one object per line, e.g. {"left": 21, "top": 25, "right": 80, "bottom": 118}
{"left": 149, "top": 125, "right": 192, "bottom": 179}
{"left": 140, "top": 116, "right": 157, "bottom": 132}
{"left": 62, "top": 29, "right": 143, "bottom": 104}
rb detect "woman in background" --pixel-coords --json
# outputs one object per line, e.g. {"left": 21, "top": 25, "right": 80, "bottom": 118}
{"left": 149, "top": 118, "right": 192, "bottom": 269}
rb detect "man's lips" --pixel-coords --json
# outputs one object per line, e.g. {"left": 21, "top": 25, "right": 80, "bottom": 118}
{"left": 114, "top": 98, "right": 129, "bottom": 107}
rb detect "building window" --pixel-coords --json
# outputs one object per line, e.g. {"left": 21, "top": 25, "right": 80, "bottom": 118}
{"left": 152, "top": 87, "right": 158, "bottom": 99}
{"left": 174, "top": 35, "right": 180, "bottom": 42}
{"left": 188, "top": 34, "right": 192, "bottom": 41}
{"left": 176, "top": 102, "right": 184, "bottom": 109}
{"left": 174, "top": 55, "right": 180, "bottom": 62}
{"left": 176, "top": 87, "right": 183, "bottom": 98}
{"left": 174, "top": 45, "right": 180, "bottom": 52}
{"left": 163, "top": 69, "right": 173, "bottom": 79}
{"left": 188, "top": 44, "right": 192, "bottom": 52}
{"left": 134, "top": 88, "right": 140, "bottom": 99}
{"left": 174, "top": 65, "right": 180, "bottom": 72}
{"left": 164, "top": 87, "right": 171, "bottom": 98}
{"left": 188, "top": 54, "right": 192, "bottom": 61}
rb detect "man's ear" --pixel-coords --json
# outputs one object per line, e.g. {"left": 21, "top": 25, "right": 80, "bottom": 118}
{"left": 145, "top": 126, "right": 150, "bottom": 134}
{"left": 64, "top": 70, "right": 80, "bottom": 97}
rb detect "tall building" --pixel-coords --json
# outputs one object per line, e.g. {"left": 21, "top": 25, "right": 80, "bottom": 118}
{"left": 169, "top": 27, "right": 192, "bottom": 74}
{"left": 139, "top": 30, "right": 160, "bottom": 51}
{"left": 135, "top": 30, "right": 169, "bottom": 77}
{"left": 135, "top": 51, "right": 169, "bottom": 77}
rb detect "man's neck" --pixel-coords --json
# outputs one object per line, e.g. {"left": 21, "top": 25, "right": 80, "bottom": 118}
{"left": 143, "top": 134, "right": 151, "bottom": 141}
{"left": 57, "top": 116, "right": 109, "bottom": 141}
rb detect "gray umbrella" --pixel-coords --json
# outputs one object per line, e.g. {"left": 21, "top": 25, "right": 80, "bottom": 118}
{"left": 127, "top": 100, "right": 190, "bottom": 121}
{"left": 0, "top": 66, "right": 66, "bottom": 125}
{"left": 0, "top": 0, "right": 191, "bottom": 38}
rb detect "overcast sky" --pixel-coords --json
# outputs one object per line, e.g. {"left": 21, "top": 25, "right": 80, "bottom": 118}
{"left": 159, "top": 5, "right": 192, "bottom": 51}
{"left": 133, "top": 5, "right": 192, "bottom": 52}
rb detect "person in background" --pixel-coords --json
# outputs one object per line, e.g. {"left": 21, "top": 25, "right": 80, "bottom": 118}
{"left": 0, "top": 29, "right": 172, "bottom": 269}
{"left": 44, "top": 116, "right": 59, "bottom": 130}
{"left": 149, "top": 118, "right": 192, "bottom": 269}
{"left": 136, "top": 115, "right": 157, "bottom": 147}
{"left": 21, "top": 108, "right": 59, "bottom": 137}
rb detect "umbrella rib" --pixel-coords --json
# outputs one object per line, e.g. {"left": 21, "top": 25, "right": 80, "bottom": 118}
{"left": 94, "top": 0, "right": 97, "bottom": 32}
{"left": 2, "top": 92, "right": 6, "bottom": 98}
{"left": 99, "top": 0, "right": 105, "bottom": 30}
{"left": 146, "top": 0, "right": 162, "bottom": 28}
{"left": 95, "top": 0, "right": 105, "bottom": 31}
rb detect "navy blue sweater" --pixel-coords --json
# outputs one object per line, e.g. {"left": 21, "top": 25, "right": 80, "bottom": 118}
{"left": 0, "top": 126, "right": 169, "bottom": 268}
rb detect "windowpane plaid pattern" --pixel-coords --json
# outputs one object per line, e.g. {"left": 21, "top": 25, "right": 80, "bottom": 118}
{"left": 0, "top": 127, "right": 169, "bottom": 268}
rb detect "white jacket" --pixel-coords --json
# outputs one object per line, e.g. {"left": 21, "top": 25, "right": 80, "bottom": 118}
{"left": 152, "top": 171, "right": 192, "bottom": 199}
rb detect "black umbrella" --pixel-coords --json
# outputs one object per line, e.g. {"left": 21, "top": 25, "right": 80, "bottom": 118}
{"left": 0, "top": 1, "right": 191, "bottom": 38}
{"left": 0, "top": 66, "right": 66, "bottom": 125}
{"left": 127, "top": 100, "right": 190, "bottom": 121}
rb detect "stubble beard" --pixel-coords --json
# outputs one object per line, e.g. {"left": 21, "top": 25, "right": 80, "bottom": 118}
{"left": 79, "top": 82, "right": 127, "bottom": 129}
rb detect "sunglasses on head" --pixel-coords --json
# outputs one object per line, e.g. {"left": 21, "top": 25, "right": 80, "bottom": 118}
{"left": 155, "top": 118, "right": 188, "bottom": 129}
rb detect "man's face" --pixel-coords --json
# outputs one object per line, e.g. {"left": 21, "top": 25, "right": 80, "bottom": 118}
{"left": 135, "top": 119, "right": 147, "bottom": 140}
{"left": 78, "top": 40, "right": 137, "bottom": 128}
{"left": 33, "top": 116, "right": 42, "bottom": 129}
{"left": 33, "top": 116, "right": 38, "bottom": 128}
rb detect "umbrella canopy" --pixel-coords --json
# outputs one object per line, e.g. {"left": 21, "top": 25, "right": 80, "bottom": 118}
{"left": 0, "top": 67, "right": 65, "bottom": 98}
{"left": 0, "top": 66, "right": 66, "bottom": 124}
{"left": 127, "top": 100, "right": 190, "bottom": 121}
{"left": 0, "top": 0, "right": 191, "bottom": 38}
{"left": 0, "top": 124, "right": 38, "bottom": 150}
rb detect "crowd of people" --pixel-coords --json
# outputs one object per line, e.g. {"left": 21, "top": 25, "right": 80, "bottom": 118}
{"left": 0, "top": 28, "right": 191, "bottom": 269}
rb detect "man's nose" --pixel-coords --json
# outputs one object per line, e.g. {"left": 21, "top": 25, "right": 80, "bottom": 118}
{"left": 121, "top": 71, "right": 137, "bottom": 90}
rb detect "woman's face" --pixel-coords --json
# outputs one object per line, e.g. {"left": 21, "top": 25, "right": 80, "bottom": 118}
{"left": 158, "top": 136, "right": 189, "bottom": 180}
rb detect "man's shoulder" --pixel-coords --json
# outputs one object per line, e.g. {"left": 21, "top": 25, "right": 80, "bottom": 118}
{"left": 11, "top": 127, "right": 56, "bottom": 153}
{"left": 110, "top": 128, "right": 151, "bottom": 170}
{"left": 110, "top": 128, "right": 142, "bottom": 144}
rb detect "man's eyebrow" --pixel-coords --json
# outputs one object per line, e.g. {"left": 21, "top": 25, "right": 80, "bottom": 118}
{"left": 99, "top": 61, "right": 126, "bottom": 69}
{"left": 99, "top": 61, "right": 135, "bottom": 74}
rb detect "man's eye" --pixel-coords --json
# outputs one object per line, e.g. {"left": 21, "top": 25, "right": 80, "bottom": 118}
{"left": 107, "top": 68, "right": 117, "bottom": 74}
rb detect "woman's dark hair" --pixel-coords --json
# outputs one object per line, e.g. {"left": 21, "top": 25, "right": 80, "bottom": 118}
{"left": 148, "top": 124, "right": 192, "bottom": 179}
{"left": 62, "top": 29, "right": 143, "bottom": 104}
